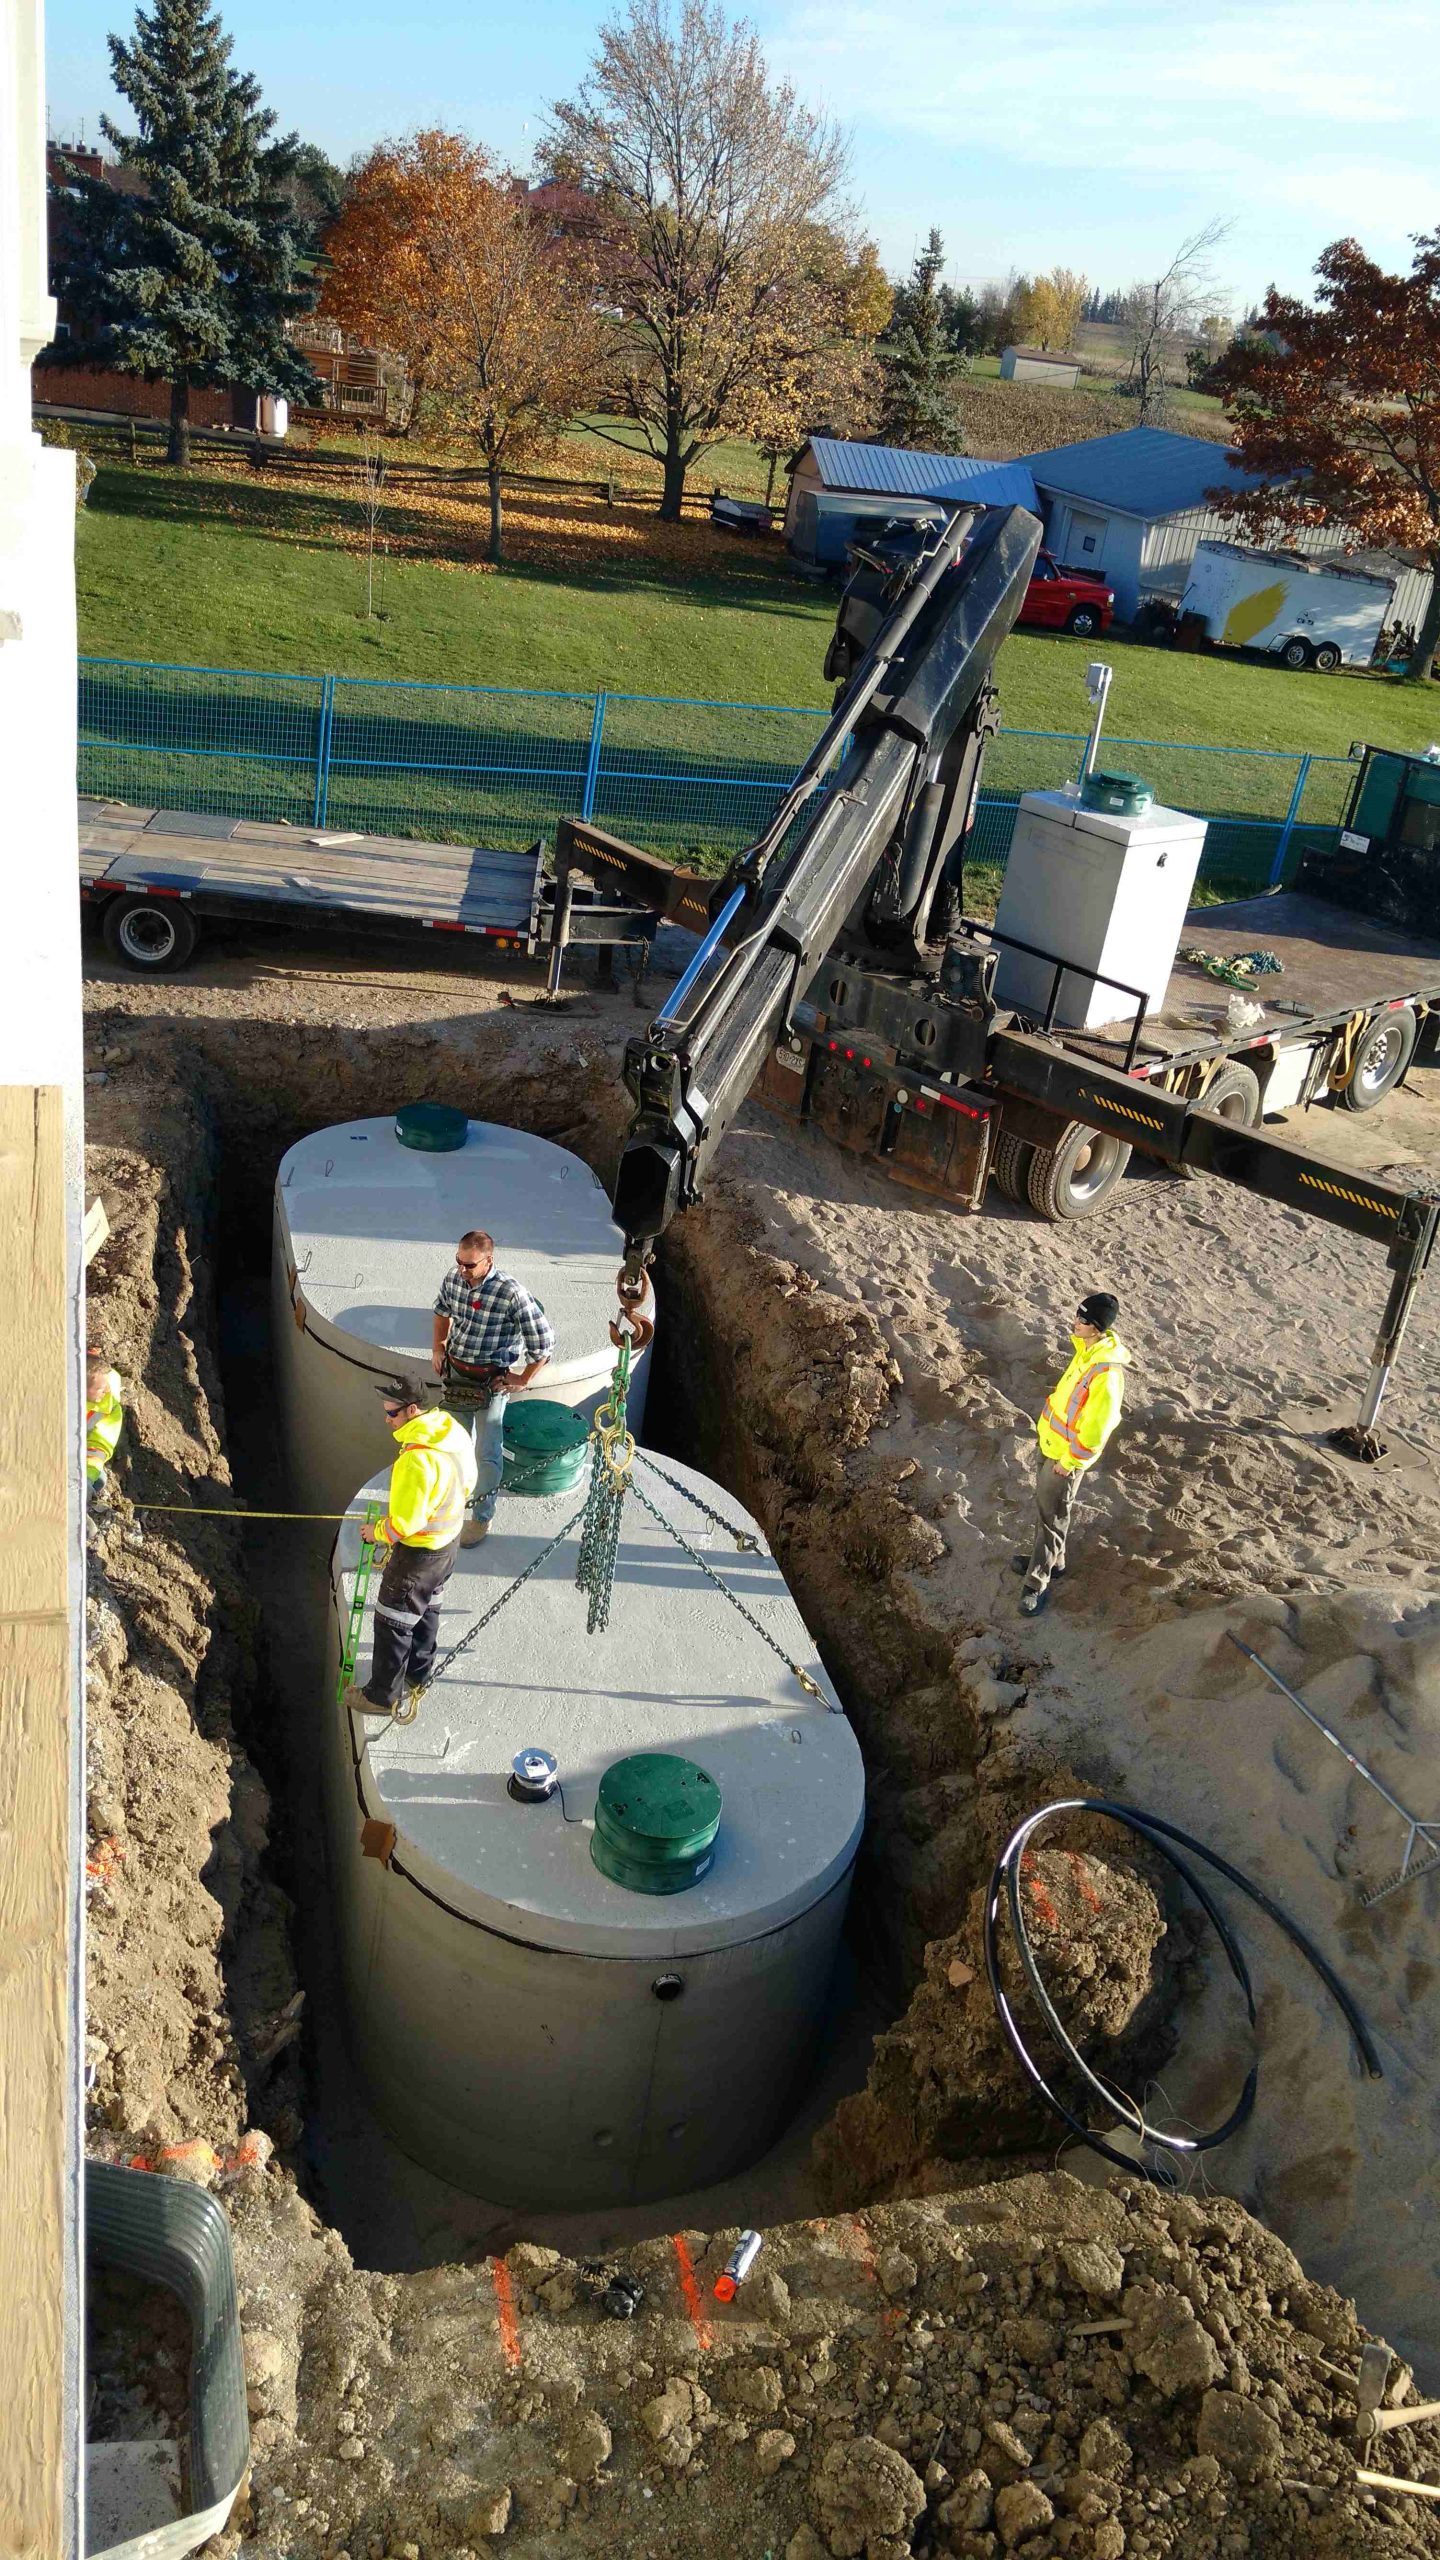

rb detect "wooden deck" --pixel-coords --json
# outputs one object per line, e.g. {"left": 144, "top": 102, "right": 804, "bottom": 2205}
{"left": 78, "top": 801, "right": 545, "bottom": 941}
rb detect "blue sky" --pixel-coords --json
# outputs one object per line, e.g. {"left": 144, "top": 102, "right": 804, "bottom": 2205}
{"left": 45, "top": 0, "right": 1440, "bottom": 315}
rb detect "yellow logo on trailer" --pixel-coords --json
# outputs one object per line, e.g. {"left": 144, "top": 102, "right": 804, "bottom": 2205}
{"left": 1221, "top": 579, "right": 1289, "bottom": 649}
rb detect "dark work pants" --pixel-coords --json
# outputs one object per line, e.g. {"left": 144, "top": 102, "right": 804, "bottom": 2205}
{"left": 363, "top": 1536, "right": 461, "bottom": 1709}
{"left": 1025, "top": 1456, "right": 1083, "bottom": 1594}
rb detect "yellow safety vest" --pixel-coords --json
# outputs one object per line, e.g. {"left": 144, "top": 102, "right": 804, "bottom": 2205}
{"left": 86, "top": 1371, "right": 123, "bottom": 1485}
{"left": 378, "top": 1411, "right": 478, "bottom": 1550}
{"left": 1037, "top": 1330, "right": 1129, "bottom": 1473}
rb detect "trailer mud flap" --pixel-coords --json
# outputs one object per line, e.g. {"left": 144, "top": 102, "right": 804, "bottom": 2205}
{"left": 756, "top": 1042, "right": 992, "bottom": 1208}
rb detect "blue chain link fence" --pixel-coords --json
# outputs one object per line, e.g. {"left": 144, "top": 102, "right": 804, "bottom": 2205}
{"left": 77, "top": 657, "right": 1355, "bottom": 897}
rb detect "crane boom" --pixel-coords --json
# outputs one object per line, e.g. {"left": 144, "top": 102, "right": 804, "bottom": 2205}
{"left": 612, "top": 502, "right": 1044, "bottom": 1270}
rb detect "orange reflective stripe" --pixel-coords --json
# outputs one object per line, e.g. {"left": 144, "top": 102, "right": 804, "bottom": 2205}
{"left": 1042, "top": 1358, "right": 1121, "bottom": 1463}
{"left": 1041, "top": 1395, "right": 1089, "bottom": 1459}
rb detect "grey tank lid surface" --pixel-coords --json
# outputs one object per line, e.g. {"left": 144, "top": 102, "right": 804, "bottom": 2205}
{"left": 276, "top": 1117, "right": 628, "bottom": 1391}
{"left": 331, "top": 1455, "right": 865, "bottom": 1960}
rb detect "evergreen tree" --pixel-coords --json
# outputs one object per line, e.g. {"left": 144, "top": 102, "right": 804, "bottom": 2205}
{"left": 935, "top": 281, "right": 981, "bottom": 355}
{"left": 877, "top": 228, "right": 968, "bottom": 449}
{"left": 48, "top": 0, "right": 315, "bottom": 463}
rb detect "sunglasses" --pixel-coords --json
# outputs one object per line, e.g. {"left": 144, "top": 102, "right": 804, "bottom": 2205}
{"left": 456, "top": 1255, "right": 488, "bottom": 1271}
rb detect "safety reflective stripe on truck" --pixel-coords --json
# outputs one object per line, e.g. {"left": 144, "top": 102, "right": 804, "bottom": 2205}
{"left": 819, "top": 1035, "right": 990, "bottom": 1120}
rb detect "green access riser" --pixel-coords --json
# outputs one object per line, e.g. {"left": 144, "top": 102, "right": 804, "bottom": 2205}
{"left": 271, "top": 1112, "right": 652, "bottom": 1516}
{"left": 324, "top": 1455, "right": 865, "bottom": 2209}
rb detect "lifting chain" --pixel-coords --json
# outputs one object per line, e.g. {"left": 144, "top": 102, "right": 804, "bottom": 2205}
{"left": 410, "top": 1502, "right": 589, "bottom": 1704}
{"left": 576, "top": 1334, "right": 635, "bottom": 1634}
{"left": 627, "top": 1475, "right": 829, "bottom": 1705}
{"left": 633, "top": 1451, "right": 761, "bottom": 1553}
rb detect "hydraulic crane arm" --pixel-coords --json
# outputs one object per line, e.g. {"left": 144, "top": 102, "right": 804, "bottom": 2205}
{"left": 612, "top": 502, "right": 1043, "bottom": 1278}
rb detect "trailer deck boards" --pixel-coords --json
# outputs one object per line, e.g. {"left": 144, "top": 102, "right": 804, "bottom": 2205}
{"left": 78, "top": 801, "right": 544, "bottom": 946}
{"left": 1054, "top": 891, "right": 1440, "bottom": 1072}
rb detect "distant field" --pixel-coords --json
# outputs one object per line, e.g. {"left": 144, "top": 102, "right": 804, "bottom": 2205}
{"left": 73, "top": 452, "right": 1440, "bottom": 770}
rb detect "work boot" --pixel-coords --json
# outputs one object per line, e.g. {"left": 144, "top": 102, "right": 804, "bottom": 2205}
{"left": 460, "top": 1519, "right": 490, "bottom": 1547}
{"left": 1019, "top": 1584, "right": 1049, "bottom": 1617}
{"left": 340, "top": 1682, "right": 393, "bottom": 1717}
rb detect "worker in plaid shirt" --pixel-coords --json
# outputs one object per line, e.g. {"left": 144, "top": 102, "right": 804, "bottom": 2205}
{"left": 432, "top": 1228, "right": 554, "bottom": 1543}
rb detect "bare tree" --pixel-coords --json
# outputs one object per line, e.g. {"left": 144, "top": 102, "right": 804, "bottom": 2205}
{"left": 547, "top": 0, "right": 850, "bottom": 519}
{"left": 1121, "top": 220, "right": 1233, "bottom": 420}
{"left": 356, "top": 431, "right": 387, "bottom": 618}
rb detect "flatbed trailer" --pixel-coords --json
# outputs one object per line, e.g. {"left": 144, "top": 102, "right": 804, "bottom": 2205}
{"left": 78, "top": 799, "right": 544, "bottom": 972}
{"left": 758, "top": 886, "right": 1440, "bottom": 1226}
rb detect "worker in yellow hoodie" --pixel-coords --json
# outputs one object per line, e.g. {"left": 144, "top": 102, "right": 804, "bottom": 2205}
{"left": 1018, "top": 1293, "right": 1129, "bottom": 1616}
{"left": 86, "top": 1348, "right": 124, "bottom": 1505}
{"left": 342, "top": 1377, "right": 478, "bottom": 1717}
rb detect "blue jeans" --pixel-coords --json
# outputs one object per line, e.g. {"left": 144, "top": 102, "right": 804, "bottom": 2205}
{"left": 444, "top": 1387, "right": 508, "bottom": 1522}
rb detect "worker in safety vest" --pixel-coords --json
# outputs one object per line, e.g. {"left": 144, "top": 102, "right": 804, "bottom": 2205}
{"left": 341, "top": 1377, "right": 478, "bottom": 1717}
{"left": 1018, "top": 1293, "right": 1129, "bottom": 1617}
{"left": 86, "top": 1348, "right": 124, "bottom": 1502}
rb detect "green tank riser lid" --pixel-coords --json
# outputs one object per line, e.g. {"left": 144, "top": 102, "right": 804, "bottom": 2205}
{"left": 395, "top": 1101, "right": 469, "bottom": 1152}
{"left": 1080, "top": 768, "right": 1154, "bottom": 818}
{"left": 502, "top": 1399, "right": 591, "bottom": 1496}
{"left": 591, "top": 1753, "right": 722, "bottom": 1895}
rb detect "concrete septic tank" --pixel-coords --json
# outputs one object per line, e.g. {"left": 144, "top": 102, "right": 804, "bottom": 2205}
{"left": 272, "top": 1114, "right": 649, "bottom": 1517}
{"left": 323, "top": 1456, "right": 866, "bottom": 2208}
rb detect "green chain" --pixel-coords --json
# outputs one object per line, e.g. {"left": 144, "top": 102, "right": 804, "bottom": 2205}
{"left": 410, "top": 1503, "right": 588, "bottom": 1703}
{"left": 576, "top": 1336, "right": 635, "bottom": 1634}
{"left": 627, "top": 1475, "right": 827, "bottom": 1703}
{"left": 633, "top": 1451, "right": 760, "bottom": 1552}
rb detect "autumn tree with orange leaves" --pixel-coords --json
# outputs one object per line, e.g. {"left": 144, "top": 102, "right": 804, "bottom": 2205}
{"left": 320, "top": 131, "right": 604, "bottom": 563}
{"left": 1212, "top": 234, "right": 1440, "bottom": 679}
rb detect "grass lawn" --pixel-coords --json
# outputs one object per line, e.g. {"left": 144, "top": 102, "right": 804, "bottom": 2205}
{"left": 76, "top": 456, "right": 827, "bottom": 703}
{"left": 74, "top": 455, "right": 1440, "bottom": 771}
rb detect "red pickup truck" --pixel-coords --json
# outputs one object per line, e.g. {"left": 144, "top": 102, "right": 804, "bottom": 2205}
{"left": 1019, "top": 551, "right": 1114, "bottom": 638}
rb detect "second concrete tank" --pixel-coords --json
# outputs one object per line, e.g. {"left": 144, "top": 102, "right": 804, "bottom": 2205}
{"left": 272, "top": 1114, "right": 649, "bottom": 1516}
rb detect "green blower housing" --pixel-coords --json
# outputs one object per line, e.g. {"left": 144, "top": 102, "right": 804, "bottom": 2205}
{"left": 591, "top": 1753, "right": 722, "bottom": 1895}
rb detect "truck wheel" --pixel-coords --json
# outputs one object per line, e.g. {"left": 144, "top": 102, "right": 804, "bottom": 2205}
{"left": 1338, "top": 1006, "right": 1418, "bottom": 1111}
{"left": 991, "top": 1130, "right": 1034, "bottom": 1203}
{"left": 1026, "top": 1121, "right": 1132, "bottom": 1221}
{"left": 1312, "top": 642, "right": 1342, "bottom": 673}
{"left": 1066, "top": 606, "right": 1100, "bottom": 638}
{"left": 101, "top": 893, "right": 199, "bottom": 973}
{"left": 1279, "top": 636, "right": 1312, "bottom": 670}
{"left": 1177, "top": 1060, "right": 1261, "bottom": 1176}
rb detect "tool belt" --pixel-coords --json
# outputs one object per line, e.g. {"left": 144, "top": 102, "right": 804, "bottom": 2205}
{"left": 442, "top": 1357, "right": 509, "bottom": 1411}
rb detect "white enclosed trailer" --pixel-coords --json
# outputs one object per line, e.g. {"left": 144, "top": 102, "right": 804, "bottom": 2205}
{"left": 1180, "top": 540, "right": 1394, "bottom": 671}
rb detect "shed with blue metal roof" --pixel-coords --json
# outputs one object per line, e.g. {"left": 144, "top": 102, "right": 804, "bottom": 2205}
{"left": 1019, "top": 426, "right": 1278, "bottom": 619}
{"left": 784, "top": 435, "right": 1040, "bottom": 568}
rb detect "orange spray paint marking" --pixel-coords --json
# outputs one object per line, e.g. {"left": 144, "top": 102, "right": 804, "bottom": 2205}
{"left": 847, "top": 2214, "right": 879, "bottom": 2280}
{"left": 671, "top": 2233, "right": 713, "bottom": 2351}
{"left": 489, "top": 2256, "right": 523, "bottom": 2368}
{"left": 1066, "top": 1848, "right": 1104, "bottom": 1914}
{"left": 847, "top": 2214, "right": 905, "bottom": 2335}
{"left": 1021, "top": 1848, "right": 1060, "bottom": 1930}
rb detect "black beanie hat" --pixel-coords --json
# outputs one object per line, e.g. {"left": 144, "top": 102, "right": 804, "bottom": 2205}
{"left": 1077, "top": 1292, "right": 1119, "bottom": 1332}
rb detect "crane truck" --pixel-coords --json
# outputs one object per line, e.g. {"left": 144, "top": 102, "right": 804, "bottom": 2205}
{"left": 557, "top": 503, "right": 1439, "bottom": 1462}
